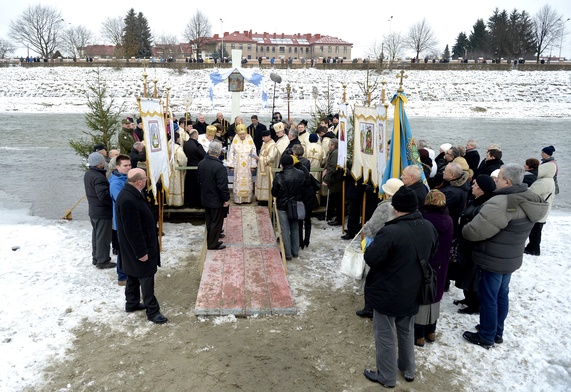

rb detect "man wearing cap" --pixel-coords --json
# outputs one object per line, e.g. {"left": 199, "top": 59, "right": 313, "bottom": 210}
{"left": 247, "top": 115, "right": 267, "bottom": 154}
{"left": 274, "top": 122, "right": 289, "bottom": 157}
{"left": 540, "top": 145, "right": 558, "bottom": 194}
{"left": 462, "top": 163, "right": 548, "bottom": 349}
{"left": 118, "top": 118, "right": 136, "bottom": 155}
{"left": 254, "top": 129, "right": 278, "bottom": 203}
{"left": 198, "top": 141, "right": 230, "bottom": 250}
{"left": 271, "top": 154, "right": 306, "bottom": 260}
{"left": 363, "top": 186, "right": 438, "bottom": 387}
{"left": 84, "top": 152, "right": 116, "bottom": 269}
{"left": 198, "top": 125, "right": 217, "bottom": 153}
{"left": 134, "top": 118, "right": 144, "bottom": 142}
{"left": 435, "top": 143, "right": 451, "bottom": 174}
{"left": 115, "top": 168, "right": 167, "bottom": 324}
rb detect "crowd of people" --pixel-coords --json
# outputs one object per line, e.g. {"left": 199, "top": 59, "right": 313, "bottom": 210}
{"left": 83, "top": 111, "right": 558, "bottom": 387}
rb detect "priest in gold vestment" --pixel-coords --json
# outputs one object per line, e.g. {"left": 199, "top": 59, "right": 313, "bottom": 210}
{"left": 254, "top": 130, "right": 279, "bottom": 202}
{"left": 228, "top": 124, "right": 257, "bottom": 204}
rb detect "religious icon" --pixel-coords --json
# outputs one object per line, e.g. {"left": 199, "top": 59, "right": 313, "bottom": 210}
{"left": 148, "top": 120, "right": 162, "bottom": 151}
{"left": 378, "top": 121, "right": 384, "bottom": 153}
{"left": 340, "top": 121, "right": 346, "bottom": 141}
{"left": 228, "top": 71, "right": 245, "bottom": 92}
{"left": 360, "top": 122, "right": 374, "bottom": 155}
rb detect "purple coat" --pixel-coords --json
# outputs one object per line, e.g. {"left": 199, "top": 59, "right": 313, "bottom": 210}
{"left": 422, "top": 209, "right": 454, "bottom": 302}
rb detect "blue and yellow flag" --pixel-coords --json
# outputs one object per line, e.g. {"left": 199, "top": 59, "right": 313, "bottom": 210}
{"left": 379, "top": 91, "right": 422, "bottom": 195}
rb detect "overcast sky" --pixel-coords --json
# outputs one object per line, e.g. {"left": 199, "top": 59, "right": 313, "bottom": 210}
{"left": 1, "top": 1, "right": 570, "bottom": 59}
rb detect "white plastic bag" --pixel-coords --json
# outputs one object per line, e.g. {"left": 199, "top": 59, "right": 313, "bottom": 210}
{"left": 340, "top": 229, "right": 365, "bottom": 279}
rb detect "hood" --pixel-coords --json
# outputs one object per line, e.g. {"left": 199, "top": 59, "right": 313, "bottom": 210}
{"left": 450, "top": 171, "right": 470, "bottom": 188}
{"left": 505, "top": 188, "right": 549, "bottom": 223}
{"left": 537, "top": 162, "right": 556, "bottom": 179}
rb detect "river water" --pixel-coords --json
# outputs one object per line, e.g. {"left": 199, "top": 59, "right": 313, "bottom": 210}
{"left": 0, "top": 113, "right": 568, "bottom": 220}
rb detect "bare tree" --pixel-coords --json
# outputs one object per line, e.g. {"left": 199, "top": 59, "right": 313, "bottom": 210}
{"left": 61, "top": 25, "right": 93, "bottom": 58}
{"left": 0, "top": 38, "right": 16, "bottom": 59}
{"left": 183, "top": 11, "right": 212, "bottom": 60}
{"left": 384, "top": 32, "right": 406, "bottom": 62}
{"left": 407, "top": 18, "right": 439, "bottom": 60}
{"left": 533, "top": 5, "right": 564, "bottom": 63}
{"left": 366, "top": 39, "right": 385, "bottom": 63}
{"left": 100, "top": 16, "right": 124, "bottom": 46}
{"left": 8, "top": 4, "right": 64, "bottom": 58}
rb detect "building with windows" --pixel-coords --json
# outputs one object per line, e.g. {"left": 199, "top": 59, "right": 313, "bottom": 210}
{"left": 211, "top": 31, "right": 352, "bottom": 61}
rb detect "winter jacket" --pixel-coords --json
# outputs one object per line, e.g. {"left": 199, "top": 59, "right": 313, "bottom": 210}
{"left": 115, "top": 183, "right": 160, "bottom": 278}
{"left": 323, "top": 149, "right": 342, "bottom": 194}
{"left": 462, "top": 185, "right": 548, "bottom": 274}
{"left": 183, "top": 138, "right": 206, "bottom": 166}
{"left": 475, "top": 158, "right": 504, "bottom": 179}
{"left": 109, "top": 170, "right": 128, "bottom": 229}
{"left": 363, "top": 200, "right": 391, "bottom": 238}
{"left": 84, "top": 166, "right": 112, "bottom": 219}
{"left": 464, "top": 149, "right": 481, "bottom": 173}
{"left": 197, "top": 155, "right": 230, "bottom": 209}
{"left": 294, "top": 162, "right": 318, "bottom": 211}
{"left": 408, "top": 180, "right": 428, "bottom": 207}
{"left": 422, "top": 209, "right": 453, "bottom": 302}
{"left": 364, "top": 211, "right": 438, "bottom": 317}
{"left": 529, "top": 162, "right": 556, "bottom": 223}
{"left": 440, "top": 171, "right": 470, "bottom": 235}
{"left": 118, "top": 128, "right": 136, "bottom": 155}
{"left": 271, "top": 165, "right": 305, "bottom": 211}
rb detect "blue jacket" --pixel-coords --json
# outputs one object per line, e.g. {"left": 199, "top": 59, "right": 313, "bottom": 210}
{"left": 109, "top": 170, "right": 127, "bottom": 229}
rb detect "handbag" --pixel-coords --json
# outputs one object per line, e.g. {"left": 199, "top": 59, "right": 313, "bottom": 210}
{"left": 286, "top": 199, "right": 305, "bottom": 220}
{"left": 340, "top": 228, "right": 365, "bottom": 279}
{"left": 407, "top": 226, "right": 437, "bottom": 305}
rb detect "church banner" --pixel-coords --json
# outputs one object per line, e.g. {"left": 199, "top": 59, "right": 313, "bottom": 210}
{"left": 350, "top": 105, "right": 381, "bottom": 188}
{"left": 336, "top": 103, "right": 350, "bottom": 168}
{"left": 376, "top": 105, "right": 388, "bottom": 187}
{"left": 138, "top": 98, "right": 171, "bottom": 198}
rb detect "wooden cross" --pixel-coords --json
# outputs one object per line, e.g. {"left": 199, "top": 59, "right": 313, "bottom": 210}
{"left": 396, "top": 70, "right": 407, "bottom": 92}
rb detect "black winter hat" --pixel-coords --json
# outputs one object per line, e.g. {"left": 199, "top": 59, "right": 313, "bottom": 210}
{"left": 93, "top": 143, "right": 106, "bottom": 152}
{"left": 391, "top": 186, "right": 418, "bottom": 213}
{"left": 280, "top": 154, "right": 294, "bottom": 167}
{"left": 475, "top": 174, "right": 496, "bottom": 195}
{"left": 542, "top": 145, "right": 555, "bottom": 156}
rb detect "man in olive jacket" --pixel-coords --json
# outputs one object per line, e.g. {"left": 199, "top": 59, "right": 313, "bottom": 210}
{"left": 363, "top": 187, "right": 438, "bottom": 388}
{"left": 462, "top": 163, "right": 548, "bottom": 349}
{"left": 116, "top": 168, "right": 167, "bottom": 324}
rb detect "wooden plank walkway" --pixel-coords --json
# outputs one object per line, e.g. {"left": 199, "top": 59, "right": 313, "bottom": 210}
{"left": 194, "top": 206, "right": 296, "bottom": 316}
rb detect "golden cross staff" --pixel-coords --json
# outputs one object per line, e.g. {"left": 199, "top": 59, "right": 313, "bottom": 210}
{"left": 153, "top": 78, "right": 158, "bottom": 98}
{"left": 396, "top": 70, "right": 407, "bottom": 92}
{"left": 142, "top": 60, "right": 148, "bottom": 98}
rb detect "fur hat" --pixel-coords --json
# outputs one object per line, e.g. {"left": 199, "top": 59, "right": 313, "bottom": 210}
{"left": 381, "top": 178, "right": 404, "bottom": 197}
{"left": 280, "top": 154, "right": 294, "bottom": 167}
{"left": 206, "top": 125, "right": 217, "bottom": 136}
{"left": 261, "top": 130, "right": 271, "bottom": 137}
{"left": 273, "top": 122, "right": 285, "bottom": 133}
{"left": 391, "top": 186, "right": 418, "bottom": 212}
{"left": 93, "top": 143, "right": 106, "bottom": 152}
{"left": 88, "top": 152, "right": 105, "bottom": 167}
{"left": 136, "top": 117, "right": 142, "bottom": 124}
{"left": 542, "top": 145, "right": 555, "bottom": 156}
{"left": 440, "top": 143, "right": 452, "bottom": 153}
{"left": 425, "top": 189, "right": 447, "bottom": 207}
{"left": 475, "top": 174, "right": 496, "bottom": 194}
{"left": 300, "top": 119, "right": 308, "bottom": 126}
{"left": 309, "top": 133, "right": 318, "bottom": 143}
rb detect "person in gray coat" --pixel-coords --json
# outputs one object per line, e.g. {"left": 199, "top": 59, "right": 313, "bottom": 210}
{"left": 462, "top": 163, "right": 548, "bottom": 349}
{"left": 525, "top": 162, "right": 556, "bottom": 256}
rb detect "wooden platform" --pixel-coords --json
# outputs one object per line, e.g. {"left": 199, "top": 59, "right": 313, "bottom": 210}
{"left": 194, "top": 206, "right": 296, "bottom": 316}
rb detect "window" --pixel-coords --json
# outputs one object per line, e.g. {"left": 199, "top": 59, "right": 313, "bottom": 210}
{"left": 239, "top": 44, "right": 243, "bottom": 49}
{"left": 260, "top": 47, "right": 264, "bottom": 52}
{"left": 335, "top": 46, "right": 339, "bottom": 53}
{"left": 320, "top": 46, "right": 324, "bottom": 53}
{"left": 231, "top": 44, "right": 235, "bottom": 49}
{"left": 288, "top": 47, "right": 292, "bottom": 53}
{"left": 267, "top": 46, "right": 270, "bottom": 52}
{"left": 294, "top": 47, "right": 297, "bottom": 53}
{"left": 279, "top": 46, "right": 285, "bottom": 53}
{"left": 306, "top": 48, "right": 309, "bottom": 54}
{"left": 343, "top": 47, "right": 347, "bottom": 54}
{"left": 272, "top": 47, "right": 275, "bottom": 53}
{"left": 328, "top": 46, "right": 332, "bottom": 53}
{"left": 247, "top": 44, "right": 252, "bottom": 50}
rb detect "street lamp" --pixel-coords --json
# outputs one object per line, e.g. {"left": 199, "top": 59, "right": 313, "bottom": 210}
{"left": 559, "top": 18, "right": 570, "bottom": 61}
{"left": 220, "top": 18, "right": 224, "bottom": 62}
{"left": 388, "top": 16, "right": 393, "bottom": 35}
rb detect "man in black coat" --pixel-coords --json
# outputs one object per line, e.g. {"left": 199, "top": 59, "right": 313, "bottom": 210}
{"left": 183, "top": 129, "right": 206, "bottom": 208}
{"left": 84, "top": 152, "right": 115, "bottom": 269}
{"left": 464, "top": 139, "right": 480, "bottom": 173}
{"left": 193, "top": 113, "right": 207, "bottom": 135}
{"left": 115, "top": 168, "right": 167, "bottom": 324}
{"left": 198, "top": 141, "right": 230, "bottom": 250}
{"left": 247, "top": 114, "right": 267, "bottom": 154}
{"left": 363, "top": 187, "right": 438, "bottom": 388}
{"left": 400, "top": 165, "right": 428, "bottom": 207}
{"left": 475, "top": 148, "right": 504, "bottom": 179}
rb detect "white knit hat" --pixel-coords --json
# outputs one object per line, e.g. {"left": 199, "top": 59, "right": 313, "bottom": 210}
{"left": 382, "top": 178, "right": 404, "bottom": 197}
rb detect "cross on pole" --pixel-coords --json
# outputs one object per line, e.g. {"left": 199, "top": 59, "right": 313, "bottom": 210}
{"left": 396, "top": 70, "right": 407, "bottom": 92}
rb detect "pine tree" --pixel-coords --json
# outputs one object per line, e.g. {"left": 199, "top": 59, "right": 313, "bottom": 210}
{"left": 122, "top": 9, "right": 138, "bottom": 59}
{"left": 69, "top": 68, "right": 125, "bottom": 164}
{"left": 452, "top": 32, "right": 468, "bottom": 59}
{"left": 136, "top": 12, "right": 152, "bottom": 58}
{"left": 487, "top": 8, "right": 510, "bottom": 57}
{"left": 468, "top": 19, "right": 488, "bottom": 58}
{"left": 442, "top": 45, "right": 451, "bottom": 61}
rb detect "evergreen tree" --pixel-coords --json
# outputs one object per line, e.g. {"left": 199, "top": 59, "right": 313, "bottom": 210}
{"left": 452, "top": 32, "right": 468, "bottom": 59}
{"left": 136, "top": 12, "right": 152, "bottom": 58}
{"left": 442, "top": 44, "right": 451, "bottom": 61}
{"left": 487, "top": 8, "right": 510, "bottom": 57}
{"left": 508, "top": 10, "right": 535, "bottom": 58}
{"left": 69, "top": 68, "right": 125, "bottom": 163}
{"left": 468, "top": 19, "right": 488, "bottom": 58}
{"left": 122, "top": 9, "right": 138, "bottom": 59}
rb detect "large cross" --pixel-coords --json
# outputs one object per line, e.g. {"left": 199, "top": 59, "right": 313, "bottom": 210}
{"left": 396, "top": 70, "right": 407, "bottom": 92}
{"left": 231, "top": 49, "right": 242, "bottom": 120}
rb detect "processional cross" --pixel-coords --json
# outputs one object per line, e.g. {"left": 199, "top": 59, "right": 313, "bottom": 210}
{"left": 396, "top": 70, "right": 408, "bottom": 92}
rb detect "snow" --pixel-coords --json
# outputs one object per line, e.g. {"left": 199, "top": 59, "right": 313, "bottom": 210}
{"left": 0, "top": 65, "right": 570, "bottom": 390}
